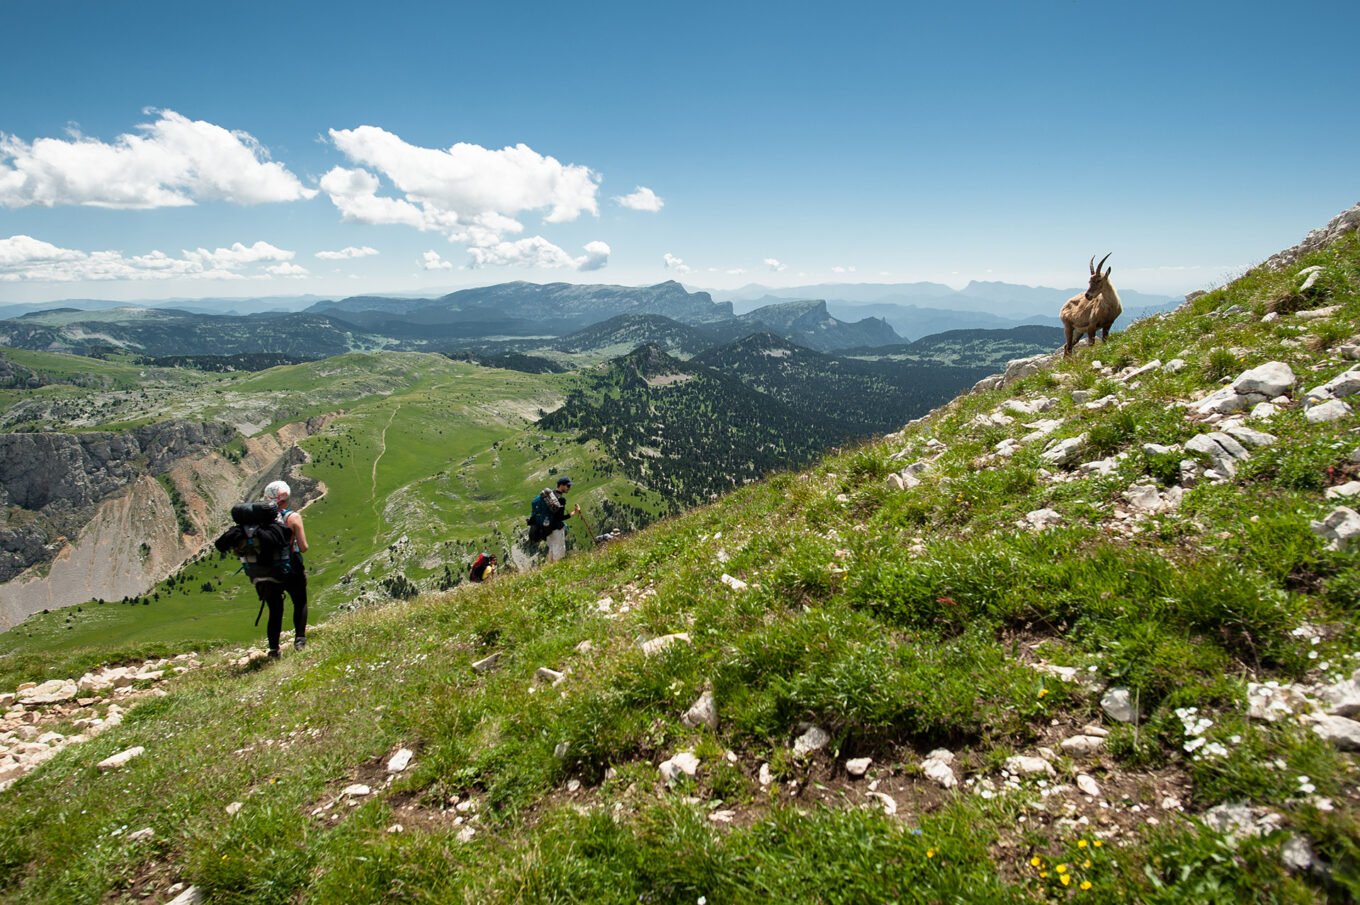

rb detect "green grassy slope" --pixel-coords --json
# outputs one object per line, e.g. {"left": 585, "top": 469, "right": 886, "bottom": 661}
{"left": 3, "top": 235, "right": 1360, "bottom": 901}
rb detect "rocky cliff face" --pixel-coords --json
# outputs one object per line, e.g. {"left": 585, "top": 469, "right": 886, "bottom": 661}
{"left": 0, "top": 415, "right": 332, "bottom": 628}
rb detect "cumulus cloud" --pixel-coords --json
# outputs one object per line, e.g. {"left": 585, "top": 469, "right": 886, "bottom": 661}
{"left": 0, "top": 234, "right": 304, "bottom": 282}
{"left": 763, "top": 258, "right": 786, "bottom": 272}
{"left": 663, "top": 252, "right": 691, "bottom": 274}
{"left": 421, "top": 250, "right": 454, "bottom": 271}
{"left": 321, "top": 126, "right": 611, "bottom": 271}
{"left": 614, "top": 186, "right": 664, "bottom": 212}
{"left": 315, "top": 245, "right": 379, "bottom": 260}
{"left": 0, "top": 110, "right": 315, "bottom": 209}
{"left": 466, "top": 238, "right": 610, "bottom": 271}
{"left": 832, "top": 265, "right": 857, "bottom": 274}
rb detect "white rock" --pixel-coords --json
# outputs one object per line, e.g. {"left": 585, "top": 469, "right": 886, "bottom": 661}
{"left": 708, "top": 809, "right": 735, "bottom": 823}
{"left": 1317, "top": 367, "right": 1360, "bottom": 399}
{"left": 535, "top": 667, "right": 565, "bottom": 686}
{"left": 1078, "top": 457, "right": 1119, "bottom": 476}
{"left": 1296, "top": 304, "right": 1342, "bottom": 320}
{"left": 659, "top": 751, "right": 700, "bottom": 785}
{"left": 166, "top": 887, "right": 204, "bottom": 905}
{"left": 1250, "top": 402, "right": 1279, "bottom": 420}
{"left": 1002, "top": 354, "right": 1049, "bottom": 384}
{"left": 1233, "top": 362, "right": 1295, "bottom": 398}
{"left": 1123, "top": 484, "right": 1165, "bottom": 514}
{"left": 921, "top": 757, "right": 957, "bottom": 789}
{"left": 758, "top": 762, "right": 773, "bottom": 786}
{"left": 1282, "top": 833, "right": 1315, "bottom": 872}
{"left": 575, "top": 640, "right": 594, "bottom": 653}
{"left": 97, "top": 746, "right": 145, "bottom": 771}
{"left": 1164, "top": 358, "right": 1187, "bottom": 373}
{"left": 471, "top": 653, "right": 501, "bottom": 673}
{"left": 683, "top": 691, "right": 719, "bottom": 730}
{"left": 1023, "top": 418, "right": 1064, "bottom": 441}
{"left": 387, "top": 748, "right": 414, "bottom": 773}
{"left": 1004, "top": 397, "right": 1054, "bottom": 415}
{"left": 794, "top": 725, "right": 831, "bottom": 756}
{"left": 886, "top": 473, "right": 906, "bottom": 491}
{"left": 720, "top": 574, "right": 749, "bottom": 591}
{"left": 1193, "top": 387, "right": 1257, "bottom": 416}
{"left": 1311, "top": 714, "right": 1360, "bottom": 751}
{"left": 1005, "top": 755, "right": 1056, "bottom": 777}
{"left": 341, "top": 784, "right": 372, "bottom": 797}
{"left": 1119, "top": 361, "right": 1162, "bottom": 383}
{"left": 1101, "top": 687, "right": 1139, "bottom": 723}
{"left": 641, "top": 633, "right": 692, "bottom": 656}
{"left": 1022, "top": 509, "right": 1063, "bottom": 531}
{"left": 1305, "top": 399, "right": 1352, "bottom": 424}
{"left": 457, "top": 826, "right": 476, "bottom": 843}
{"left": 126, "top": 827, "right": 155, "bottom": 841}
{"left": 1326, "top": 482, "right": 1360, "bottom": 500}
{"left": 1076, "top": 774, "right": 1102, "bottom": 797}
{"left": 1041, "top": 434, "right": 1088, "bottom": 468}
{"left": 845, "top": 757, "right": 873, "bottom": 777}
{"left": 17, "top": 680, "right": 78, "bottom": 706}
{"left": 1247, "top": 682, "right": 1309, "bottom": 721}
{"left": 1060, "top": 735, "right": 1106, "bottom": 755}
{"left": 1320, "top": 670, "right": 1360, "bottom": 717}
{"left": 1084, "top": 394, "right": 1120, "bottom": 411}
{"left": 567, "top": 779, "right": 581, "bottom": 793}
{"left": 1224, "top": 426, "right": 1277, "bottom": 449}
{"left": 1311, "top": 506, "right": 1360, "bottom": 551}
{"left": 866, "top": 791, "right": 897, "bottom": 815}
{"left": 226, "top": 801, "right": 243, "bottom": 816}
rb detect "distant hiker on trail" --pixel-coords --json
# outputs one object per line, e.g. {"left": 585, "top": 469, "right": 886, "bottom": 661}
{"left": 469, "top": 552, "right": 497, "bottom": 582}
{"left": 259, "top": 480, "right": 309, "bottom": 657}
{"left": 528, "top": 477, "right": 580, "bottom": 563}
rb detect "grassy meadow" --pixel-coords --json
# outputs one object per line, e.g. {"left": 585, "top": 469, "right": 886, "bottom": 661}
{"left": 1, "top": 235, "right": 1360, "bottom": 901}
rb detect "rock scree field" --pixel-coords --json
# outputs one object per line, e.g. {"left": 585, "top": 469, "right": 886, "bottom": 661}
{"left": 2, "top": 206, "right": 1360, "bottom": 901}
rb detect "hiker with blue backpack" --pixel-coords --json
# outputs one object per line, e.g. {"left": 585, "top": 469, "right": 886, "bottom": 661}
{"left": 527, "top": 477, "right": 580, "bottom": 562}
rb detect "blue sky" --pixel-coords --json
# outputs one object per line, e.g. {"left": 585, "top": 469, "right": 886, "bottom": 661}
{"left": 1, "top": 0, "right": 1357, "bottom": 303}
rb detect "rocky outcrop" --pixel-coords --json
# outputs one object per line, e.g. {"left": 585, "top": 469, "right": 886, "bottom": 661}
{"left": 0, "top": 415, "right": 333, "bottom": 629}
{"left": 0, "top": 421, "right": 235, "bottom": 584}
{"left": 1263, "top": 202, "right": 1360, "bottom": 271}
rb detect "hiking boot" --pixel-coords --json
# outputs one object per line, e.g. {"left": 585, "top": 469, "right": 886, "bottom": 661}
{"left": 267, "top": 648, "right": 281, "bottom": 659}
{"left": 294, "top": 637, "right": 307, "bottom": 651}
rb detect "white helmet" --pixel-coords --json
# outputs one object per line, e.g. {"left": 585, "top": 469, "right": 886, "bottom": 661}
{"left": 263, "top": 480, "right": 291, "bottom": 502}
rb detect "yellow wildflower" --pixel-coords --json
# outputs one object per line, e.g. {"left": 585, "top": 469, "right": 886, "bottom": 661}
{"left": 1082, "top": 859, "right": 1092, "bottom": 869}
{"left": 926, "top": 848, "right": 936, "bottom": 859}
{"left": 1040, "top": 872, "right": 1048, "bottom": 879}
{"left": 1030, "top": 856, "right": 1042, "bottom": 867}
{"left": 1080, "top": 881, "right": 1092, "bottom": 891}
{"left": 1077, "top": 839, "right": 1088, "bottom": 849}
{"left": 1056, "top": 864, "right": 1068, "bottom": 874}
{"left": 1093, "top": 840, "right": 1103, "bottom": 847}
{"left": 1038, "top": 688, "right": 1049, "bottom": 699}
{"left": 1061, "top": 875, "right": 1071, "bottom": 887}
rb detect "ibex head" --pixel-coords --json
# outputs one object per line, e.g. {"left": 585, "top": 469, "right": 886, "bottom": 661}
{"left": 1085, "top": 253, "right": 1112, "bottom": 299}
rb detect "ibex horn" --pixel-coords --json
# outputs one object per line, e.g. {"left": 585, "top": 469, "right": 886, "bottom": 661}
{"left": 1096, "top": 252, "right": 1112, "bottom": 275}
{"left": 1089, "top": 255, "right": 1096, "bottom": 275}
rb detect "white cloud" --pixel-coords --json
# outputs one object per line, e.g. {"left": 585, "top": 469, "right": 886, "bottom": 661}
{"left": 663, "top": 252, "right": 691, "bottom": 274}
{"left": 614, "top": 186, "right": 664, "bottom": 212}
{"left": 315, "top": 245, "right": 379, "bottom": 260}
{"left": 0, "top": 234, "right": 303, "bottom": 282}
{"left": 832, "top": 265, "right": 857, "bottom": 274}
{"left": 422, "top": 250, "right": 454, "bottom": 271}
{"left": 0, "top": 109, "right": 315, "bottom": 209}
{"left": 466, "top": 238, "right": 610, "bottom": 271}
{"left": 322, "top": 126, "right": 610, "bottom": 270}
{"left": 763, "top": 257, "right": 786, "bottom": 272}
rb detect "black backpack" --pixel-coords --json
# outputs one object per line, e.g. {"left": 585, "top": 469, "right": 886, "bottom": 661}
{"left": 214, "top": 502, "right": 293, "bottom": 584}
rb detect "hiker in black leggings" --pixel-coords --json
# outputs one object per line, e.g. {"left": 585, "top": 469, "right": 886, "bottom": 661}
{"left": 260, "top": 480, "right": 309, "bottom": 656}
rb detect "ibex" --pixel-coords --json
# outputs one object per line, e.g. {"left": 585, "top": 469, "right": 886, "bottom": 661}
{"left": 1060, "top": 253, "right": 1121, "bottom": 356}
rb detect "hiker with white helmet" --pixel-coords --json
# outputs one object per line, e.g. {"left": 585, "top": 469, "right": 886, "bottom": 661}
{"left": 259, "top": 480, "right": 309, "bottom": 657}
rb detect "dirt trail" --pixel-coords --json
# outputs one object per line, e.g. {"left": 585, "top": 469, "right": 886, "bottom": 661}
{"left": 370, "top": 405, "right": 401, "bottom": 544}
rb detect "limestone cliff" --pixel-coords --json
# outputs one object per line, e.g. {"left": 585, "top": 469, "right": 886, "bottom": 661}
{"left": 0, "top": 415, "right": 333, "bottom": 628}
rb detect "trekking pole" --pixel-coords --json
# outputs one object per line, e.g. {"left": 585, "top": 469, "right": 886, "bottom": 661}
{"left": 255, "top": 598, "right": 266, "bottom": 627}
{"left": 576, "top": 510, "right": 598, "bottom": 546}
